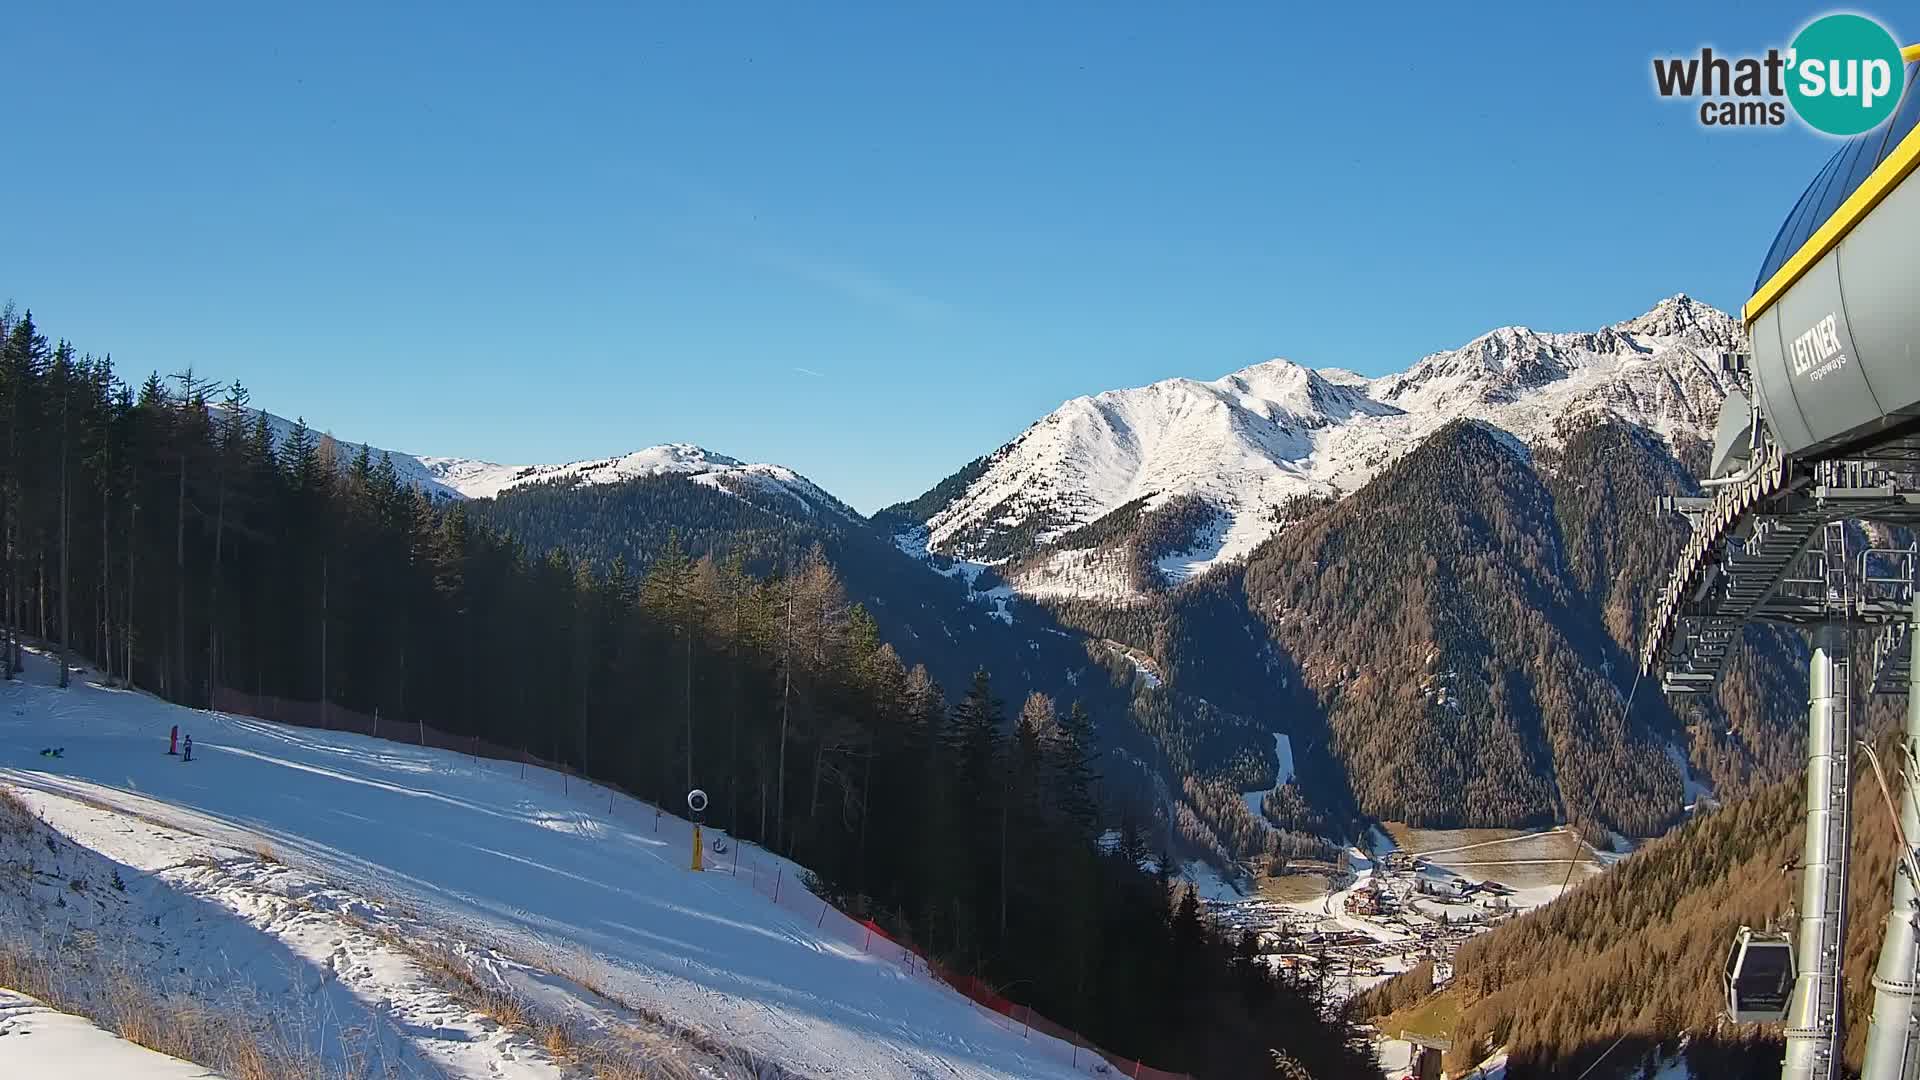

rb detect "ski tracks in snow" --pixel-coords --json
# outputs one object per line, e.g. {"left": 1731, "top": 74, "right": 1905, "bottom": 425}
{"left": 11, "top": 788, "right": 558, "bottom": 1080}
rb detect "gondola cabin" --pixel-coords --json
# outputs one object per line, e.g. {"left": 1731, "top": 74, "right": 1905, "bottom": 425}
{"left": 1725, "top": 926, "right": 1795, "bottom": 1023}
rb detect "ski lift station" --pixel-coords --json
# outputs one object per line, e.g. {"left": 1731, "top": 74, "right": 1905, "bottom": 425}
{"left": 1643, "top": 43, "right": 1920, "bottom": 1080}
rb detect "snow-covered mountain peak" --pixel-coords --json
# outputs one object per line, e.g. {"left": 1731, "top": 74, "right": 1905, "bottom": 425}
{"left": 235, "top": 410, "right": 853, "bottom": 520}
{"left": 1615, "top": 293, "right": 1740, "bottom": 345}
{"left": 910, "top": 295, "right": 1741, "bottom": 601}
{"left": 1372, "top": 297, "right": 1737, "bottom": 416}
{"left": 1314, "top": 367, "right": 1372, "bottom": 389}
{"left": 417, "top": 442, "right": 857, "bottom": 518}
{"left": 918, "top": 354, "right": 1420, "bottom": 583}
{"left": 416, "top": 442, "right": 755, "bottom": 499}
{"left": 616, "top": 443, "right": 748, "bottom": 473}
{"left": 1210, "top": 358, "right": 1401, "bottom": 428}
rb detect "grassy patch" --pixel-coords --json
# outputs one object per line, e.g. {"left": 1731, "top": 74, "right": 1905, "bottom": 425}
{"left": 0, "top": 786, "right": 35, "bottom": 836}
{"left": 406, "top": 937, "right": 774, "bottom": 1079}
{"left": 1380, "top": 987, "right": 1462, "bottom": 1043}
{"left": 0, "top": 787, "right": 363, "bottom": 1078}
{"left": 0, "top": 930, "right": 349, "bottom": 1078}
{"left": 1256, "top": 869, "right": 1333, "bottom": 904}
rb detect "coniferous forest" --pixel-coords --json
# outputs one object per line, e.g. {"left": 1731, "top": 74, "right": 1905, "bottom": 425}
{"left": 0, "top": 306, "right": 1380, "bottom": 1079}
{"left": 1358, "top": 716, "right": 1906, "bottom": 1079}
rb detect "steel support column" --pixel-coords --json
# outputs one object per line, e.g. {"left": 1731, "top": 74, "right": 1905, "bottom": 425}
{"left": 1863, "top": 592, "right": 1920, "bottom": 1080}
{"left": 1785, "top": 623, "right": 1855, "bottom": 1080}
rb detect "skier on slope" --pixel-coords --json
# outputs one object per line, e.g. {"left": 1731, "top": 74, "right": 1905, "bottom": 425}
{"left": 182, "top": 734, "right": 192, "bottom": 762}
{"left": 168, "top": 724, "right": 178, "bottom": 755}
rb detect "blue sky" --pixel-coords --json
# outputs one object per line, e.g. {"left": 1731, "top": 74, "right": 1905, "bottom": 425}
{"left": 1, "top": 2, "right": 1894, "bottom": 511}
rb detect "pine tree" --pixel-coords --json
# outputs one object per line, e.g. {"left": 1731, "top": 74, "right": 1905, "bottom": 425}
{"left": 1054, "top": 700, "right": 1102, "bottom": 841}
{"left": 643, "top": 530, "right": 698, "bottom": 796}
{"left": 50, "top": 342, "right": 74, "bottom": 686}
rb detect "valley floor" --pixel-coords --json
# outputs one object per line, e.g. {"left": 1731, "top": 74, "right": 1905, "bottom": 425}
{"left": 0, "top": 652, "right": 1101, "bottom": 1080}
{"left": 1195, "top": 821, "right": 1631, "bottom": 1077}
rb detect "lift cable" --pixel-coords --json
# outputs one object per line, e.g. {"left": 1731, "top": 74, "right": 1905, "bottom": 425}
{"left": 1859, "top": 740, "right": 1920, "bottom": 887}
{"left": 1557, "top": 667, "right": 1648, "bottom": 903}
{"left": 1574, "top": 1033, "right": 1631, "bottom": 1080}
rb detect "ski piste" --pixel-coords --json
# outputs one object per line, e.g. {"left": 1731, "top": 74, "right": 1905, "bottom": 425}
{"left": 1, "top": 652, "right": 1124, "bottom": 1079}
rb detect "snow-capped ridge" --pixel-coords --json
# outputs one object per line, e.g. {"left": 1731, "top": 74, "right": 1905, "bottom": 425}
{"left": 1210, "top": 358, "right": 1401, "bottom": 428}
{"left": 1615, "top": 292, "right": 1740, "bottom": 345}
{"left": 917, "top": 295, "right": 1741, "bottom": 600}
{"left": 229, "top": 409, "right": 853, "bottom": 520}
{"left": 417, "top": 441, "right": 854, "bottom": 519}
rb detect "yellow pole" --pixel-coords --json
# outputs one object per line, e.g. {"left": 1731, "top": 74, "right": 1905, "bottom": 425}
{"left": 691, "top": 824, "right": 704, "bottom": 872}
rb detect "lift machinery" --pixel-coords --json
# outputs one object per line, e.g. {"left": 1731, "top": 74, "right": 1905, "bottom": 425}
{"left": 1643, "top": 43, "right": 1920, "bottom": 1080}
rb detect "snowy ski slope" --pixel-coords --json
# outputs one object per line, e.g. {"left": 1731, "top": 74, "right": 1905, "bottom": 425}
{"left": 0, "top": 991, "right": 218, "bottom": 1078}
{"left": 0, "top": 653, "right": 1099, "bottom": 1079}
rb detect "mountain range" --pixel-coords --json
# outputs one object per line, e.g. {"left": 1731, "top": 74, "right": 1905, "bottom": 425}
{"left": 885, "top": 294, "right": 1741, "bottom": 602}
{"left": 267, "top": 294, "right": 1807, "bottom": 873}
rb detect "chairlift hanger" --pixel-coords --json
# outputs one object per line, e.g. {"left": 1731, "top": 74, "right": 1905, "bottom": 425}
{"left": 1726, "top": 925, "right": 1795, "bottom": 1025}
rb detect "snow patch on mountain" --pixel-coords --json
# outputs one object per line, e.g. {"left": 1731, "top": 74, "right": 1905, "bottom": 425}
{"left": 1241, "top": 734, "right": 1295, "bottom": 824}
{"left": 1012, "top": 547, "right": 1147, "bottom": 602}
{"left": 1153, "top": 505, "right": 1235, "bottom": 586}
{"left": 0, "top": 991, "right": 219, "bottom": 1080}
{"left": 1175, "top": 859, "right": 1247, "bottom": 902}
{"left": 923, "top": 295, "right": 1739, "bottom": 600}
{"left": 891, "top": 526, "right": 1018, "bottom": 624}
{"left": 1666, "top": 743, "right": 1719, "bottom": 812}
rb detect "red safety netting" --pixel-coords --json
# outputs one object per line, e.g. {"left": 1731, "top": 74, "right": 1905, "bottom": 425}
{"left": 210, "top": 688, "right": 1193, "bottom": 1080}
{"left": 849, "top": 918, "right": 1194, "bottom": 1080}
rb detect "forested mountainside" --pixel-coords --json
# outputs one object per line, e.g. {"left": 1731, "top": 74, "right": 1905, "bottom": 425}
{"left": 1537, "top": 421, "right": 1814, "bottom": 804}
{"left": 0, "top": 306, "right": 1380, "bottom": 1079}
{"left": 456, "top": 402, "right": 1825, "bottom": 844}
{"left": 465, "top": 470, "right": 1083, "bottom": 701}
{"left": 1360, "top": 708, "right": 1905, "bottom": 1079}
{"left": 465, "top": 471, "right": 1348, "bottom": 869}
{"left": 866, "top": 295, "right": 1836, "bottom": 839}
{"left": 1242, "top": 419, "right": 1681, "bottom": 834}
{"left": 1033, "top": 414, "right": 1817, "bottom": 837}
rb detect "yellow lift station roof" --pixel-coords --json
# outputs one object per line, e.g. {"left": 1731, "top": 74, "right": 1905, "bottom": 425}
{"left": 1746, "top": 45, "right": 1920, "bottom": 324}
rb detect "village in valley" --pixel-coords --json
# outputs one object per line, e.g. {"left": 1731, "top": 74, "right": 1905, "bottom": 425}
{"left": 1185, "top": 822, "right": 1624, "bottom": 1074}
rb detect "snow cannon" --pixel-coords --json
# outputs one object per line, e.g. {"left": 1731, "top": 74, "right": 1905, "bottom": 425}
{"left": 687, "top": 789, "right": 709, "bottom": 872}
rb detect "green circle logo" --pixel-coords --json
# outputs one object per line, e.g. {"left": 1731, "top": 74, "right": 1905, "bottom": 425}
{"left": 1787, "top": 14, "right": 1906, "bottom": 135}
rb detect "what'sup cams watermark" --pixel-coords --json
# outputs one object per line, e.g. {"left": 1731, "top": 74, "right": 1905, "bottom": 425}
{"left": 1653, "top": 12, "right": 1907, "bottom": 135}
